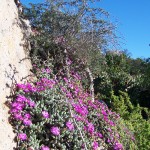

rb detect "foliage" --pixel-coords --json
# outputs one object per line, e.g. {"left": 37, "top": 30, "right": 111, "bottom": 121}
{"left": 9, "top": 59, "right": 136, "bottom": 150}
{"left": 94, "top": 51, "right": 136, "bottom": 103}
{"left": 23, "top": 0, "right": 116, "bottom": 73}
{"left": 94, "top": 51, "right": 150, "bottom": 110}
{"left": 128, "top": 58, "right": 150, "bottom": 108}
{"left": 110, "top": 91, "right": 150, "bottom": 150}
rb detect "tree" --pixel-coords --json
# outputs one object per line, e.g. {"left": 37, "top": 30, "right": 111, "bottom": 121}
{"left": 23, "top": 0, "right": 117, "bottom": 101}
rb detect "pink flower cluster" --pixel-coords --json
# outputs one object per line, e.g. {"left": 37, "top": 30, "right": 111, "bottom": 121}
{"left": 92, "top": 141, "right": 99, "bottom": 150}
{"left": 36, "top": 78, "right": 56, "bottom": 91}
{"left": 60, "top": 72, "right": 124, "bottom": 149}
{"left": 17, "top": 78, "right": 56, "bottom": 93}
{"left": 11, "top": 68, "right": 127, "bottom": 150}
{"left": 17, "top": 83, "right": 37, "bottom": 92}
{"left": 42, "top": 68, "right": 51, "bottom": 74}
{"left": 11, "top": 95, "right": 35, "bottom": 126}
{"left": 66, "top": 121, "right": 74, "bottom": 131}
{"left": 114, "top": 142, "right": 123, "bottom": 150}
{"left": 73, "top": 104, "right": 88, "bottom": 116}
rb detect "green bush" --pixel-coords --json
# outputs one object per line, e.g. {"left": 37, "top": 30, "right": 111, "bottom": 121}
{"left": 110, "top": 91, "right": 150, "bottom": 150}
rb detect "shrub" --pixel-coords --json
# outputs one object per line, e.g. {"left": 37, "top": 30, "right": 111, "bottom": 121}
{"left": 9, "top": 60, "right": 136, "bottom": 150}
{"left": 110, "top": 91, "right": 150, "bottom": 150}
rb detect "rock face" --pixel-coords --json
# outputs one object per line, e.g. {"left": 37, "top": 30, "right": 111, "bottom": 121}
{"left": 0, "top": 0, "right": 32, "bottom": 149}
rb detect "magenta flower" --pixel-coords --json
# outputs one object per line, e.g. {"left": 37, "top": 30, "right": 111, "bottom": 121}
{"left": 88, "top": 101, "right": 98, "bottom": 109}
{"left": 45, "top": 68, "right": 51, "bottom": 73}
{"left": 101, "top": 109, "right": 108, "bottom": 116}
{"left": 87, "top": 123, "right": 95, "bottom": 134}
{"left": 74, "top": 115, "right": 83, "bottom": 122}
{"left": 68, "top": 83, "right": 74, "bottom": 89}
{"left": 97, "top": 132, "right": 103, "bottom": 139}
{"left": 81, "top": 143, "right": 85, "bottom": 149}
{"left": 11, "top": 102, "right": 24, "bottom": 110}
{"left": 28, "top": 100, "right": 36, "bottom": 107}
{"left": 107, "top": 128, "right": 112, "bottom": 132}
{"left": 14, "top": 113, "right": 23, "bottom": 120}
{"left": 16, "top": 95, "right": 27, "bottom": 102}
{"left": 66, "top": 92, "right": 72, "bottom": 99}
{"left": 24, "top": 113, "right": 31, "bottom": 119}
{"left": 109, "top": 120, "right": 115, "bottom": 126}
{"left": 18, "top": 133, "right": 27, "bottom": 140}
{"left": 104, "top": 116, "right": 108, "bottom": 122}
{"left": 16, "top": 83, "right": 26, "bottom": 90}
{"left": 42, "top": 111, "right": 49, "bottom": 118}
{"left": 66, "top": 121, "right": 74, "bottom": 131}
{"left": 63, "top": 77, "right": 68, "bottom": 83}
{"left": 23, "top": 118, "right": 32, "bottom": 126}
{"left": 50, "top": 127, "right": 60, "bottom": 136}
{"left": 26, "top": 83, "right": 37, "bottom": 92}
{"left": 92, "top": 141, "right": 99, "bottom": 150}
{"left": 73, "top": 104, "right": 88, "bottom": 116}
{"left": 17, "top": 83, "right": 36, "bottom": 92}
{"left": 114, "top": 142, "right": 123, "bottom": 150}
{"left": 10, "top": 109, "right": 18, "bottom": 113}
{"left": 41, "top": 146, "right": 50, "bottom": 150}
{"left": 107, "top": 138, "right": 111, "bottom": 143}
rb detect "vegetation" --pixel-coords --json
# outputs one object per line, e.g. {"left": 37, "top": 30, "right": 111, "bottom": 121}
{"left": 10, "top": 59, "right": 136, "bottom": 150}
{"left": 9, "top": 0, "right": 150, "bottom": 149}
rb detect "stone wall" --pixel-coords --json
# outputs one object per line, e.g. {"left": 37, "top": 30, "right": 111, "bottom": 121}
{"left": 0, "top": 0, "right": 32, "bottom": 149}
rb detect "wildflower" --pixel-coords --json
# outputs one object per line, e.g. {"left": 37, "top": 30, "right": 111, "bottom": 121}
{"left": 41, "top": 146, "right": 50, "bottom": 150}
{"left": 114, "top": 142, "right": 123, "bottom": 150}
{"left": 50, "top": 127, "right": 60, "bottom": 136}
{"left": 63, "top": 77, "right": 68, "bottom": 83}
{"left": 26, "top": 83, "right": 37, "bottom": 92}
{"left": 11, "top": 102, "right": 24, "bottom": 110}
{"left": 10, "top": 108, "right": 18, "bottom": 113}
{"left": 24, "top": 113, "right": 31, "bottom": 119}
{"left": 28, "top": 100, "right": 35, "bottom": 107}
{"left": 45, "top": 68, "right": 51, "bottom": 74}
{"left": 68, "top": 83, "right": 74, "bottom": 89}
{"left": 18, "top": 133, "right": 27, "bottom": 140}
{"left": 81, "top": 143, "right": 85, "bottom": 149}
{"left": 87, "top": 123, "right": 95, "bottom": 134}
{"left": 92, "top": 141, "right": 99, "bottom": 150}
{"left": 16, "top": 83, "right": 26, "bottom": 90}
{"left": 16, "top": 95, "right": 27, "bottom": 102}
{"left": 42, "top": 111, "right": 49, "bottom": 118}
{"left": 88, "top": 101, "right": 98, "bottom": 109}
{"left": 101, "top": 109, "right": 108, "bottom": 116}
{"left": 66, "top": 92, "right": 72, "bottom": 99}
{"left": 73, "top": 104, "right": 88, "bottom": 116}
{"left": 66, "top": 121, "right": 74, "bottom": 131}
{"left": 103, "top": 116, "right": 108, "bottom": 122}
{"left": 74, "top": 115, "right": 83, "bottom": 122}
{"left": 97, "top": 133, "right": 103, "bottom": 139}
{"left": 109, "top": 120, "right": 115, "bottom": 126}
{"left": 23, "top": 118, "right": 32, "bottom": 126}
{"left": 107, "top": 138, "right": 111, "bottom": 143}
{"left": 107, "top": 128, "right": 112, "bottom": 132}
{"left": 14, "top": 113, "right": 23, "bottom": 120}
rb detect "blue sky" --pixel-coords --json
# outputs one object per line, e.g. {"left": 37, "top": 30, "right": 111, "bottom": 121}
{"left": 21, "top": 0, "right": 150, "bottom": 58}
